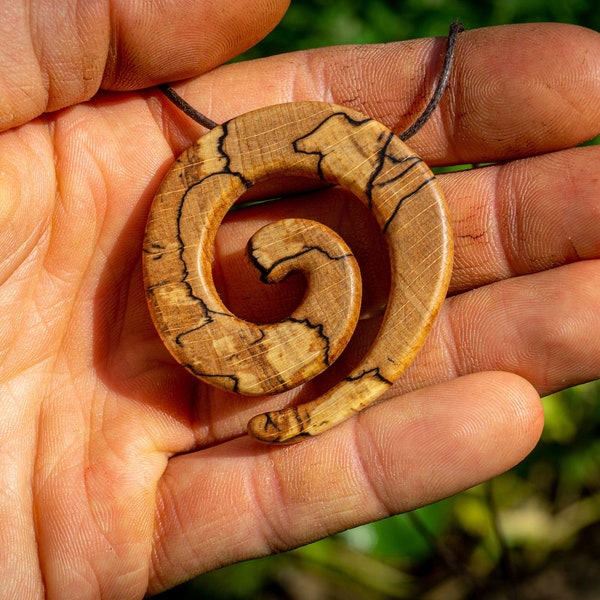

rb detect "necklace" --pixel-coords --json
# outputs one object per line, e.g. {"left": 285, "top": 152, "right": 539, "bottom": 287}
{"left": 143, "top": 22, "right": 463, "bottom": 443}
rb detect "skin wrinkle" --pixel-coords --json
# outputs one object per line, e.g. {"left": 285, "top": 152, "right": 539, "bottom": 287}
{"left": 547, "top": 153, "right": 583, "bottom": 262}
{"left": 504, "top": 285, "right": 543, "bottom": 368}
{"left": 32, "top": 392, "right": 75, "bottom": 600}
{"left": 148, "top": 501, "right": 172, "bottom": 594}
{"left": 540, "top": 261, "right": 599, "bottom": 395}
{"left": 400, "top": 295, "right": 477, "bottom": 394}
{"left": 338, "top": 439, "right": 389, "bottom": 525}
{"left": 507, "top": 167, "right": 547, "bottom": 274}
{"left": 295, "top": 50, "right": 329, "bottom": 105}
{"left": 330, "top": 45, "right": 375, "bottom": 110}
{"left": 447, "top": 180, "right": 494, "bottom": 289}
{"left": 253, "top": 440, "right": 361, "bottom": 549}
{"left": 493, "top": 161, "right": 523, "bottom": 279}
{"left": 499, "top": 157, "right": 556, "bottom": 275}
{"left": 437, "top": 44, "right": 492, "bottom": 164}
{"left": 351, "top": 415, "right": 399, "bottom": 517}
{"left": 187, "top": 375, "right": 210, "bottom": 448}
{"left": 21, "top": 2, "right": 48, "bottom": 119}
{"left": 35, "top": 2, "right": 72, "bottom": 108}
{"left": 35, "top": 0, "right": 108, "bottom": 113}
{"left": 14, "top": 285, "right": 59, "bottom": 375}
{"left": 32, "top": 216, "right": 91, "bottom": 384}
{"left": 77, "top": 1, "right": 109, "bottom": 89}
{"left": 434, "top": 302, "right": 464, "bottom": 382}
{"left": 214, "top": 459, "right": 272, "bottom": 558}
{"left": 1, "top": 384, "right": 44, "bottom": 599}
{"left": 321, "top": 435, "right": 382, "bottom": 526}
{"left": 38, "top": 385, "right": 145, "bottom": 598}
{"left": 154, "top": 466, "right": 209, "bottom": 579}
{"left": 154, "top": 465, "right": 208, "bottom": 573}
{"left": 535, "top": 271, "right": 598, "bottom": 392}
{"left": 0, "top": 129, "right": 54, "bottom": 287}
{"left": 247, "top": 453, "right": 293, "bottom": 554}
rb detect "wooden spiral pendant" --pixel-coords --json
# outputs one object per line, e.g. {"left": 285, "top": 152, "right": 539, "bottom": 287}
{"left": 143, "top": 102, "right": 453, "bottom": 443}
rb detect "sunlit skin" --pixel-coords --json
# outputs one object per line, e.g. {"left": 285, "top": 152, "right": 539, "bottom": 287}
{"left": 1, "top": 1, "right": 600, "bottom": 597}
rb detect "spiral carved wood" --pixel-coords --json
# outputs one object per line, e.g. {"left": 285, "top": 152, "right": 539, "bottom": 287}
{"left": 143, "top": 102, "right": 453, "bottom": 443}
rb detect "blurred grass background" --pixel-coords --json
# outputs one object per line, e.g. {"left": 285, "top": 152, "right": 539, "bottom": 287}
{"left": 158, "top": 1, "right": 600, "bottom": 597}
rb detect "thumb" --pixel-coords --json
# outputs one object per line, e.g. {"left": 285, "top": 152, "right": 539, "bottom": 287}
{"left": 0, "top": 0, "right": 289, "bottom": 131}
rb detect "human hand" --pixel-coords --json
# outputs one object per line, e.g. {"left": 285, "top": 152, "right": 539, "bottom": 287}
{"left": 2, "top": 1, "right": 599, "bottom": 597}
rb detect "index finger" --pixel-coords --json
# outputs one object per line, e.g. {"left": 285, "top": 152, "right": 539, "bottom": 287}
{"left": 169, "top": 23, "right": 600, "bottom": 165}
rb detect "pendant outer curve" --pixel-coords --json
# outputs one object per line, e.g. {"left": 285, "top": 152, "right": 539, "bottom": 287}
{"left": 143, "top": 101, "right": 453, "bottom": 443}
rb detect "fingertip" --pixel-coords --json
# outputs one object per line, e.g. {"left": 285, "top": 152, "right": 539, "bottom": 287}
{"left": 447, "top": 22, "right": 600, "bottom": 161}
{"left": 102, "top": 0, "right": 290, "bottom": 90}
{"left": 355, "top": 371, "right": 544, "bottom": 511}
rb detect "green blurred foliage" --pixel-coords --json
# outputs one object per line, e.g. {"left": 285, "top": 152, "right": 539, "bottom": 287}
{"left": 159, "top": 2, "right": 600, "bottom": 598}
{"left": 242, "top": 0, "right": 599, "bottom": 58}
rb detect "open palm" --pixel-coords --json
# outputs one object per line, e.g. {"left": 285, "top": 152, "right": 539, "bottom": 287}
{"left": 2, "top": 2, "right": 600, "bottom": 597}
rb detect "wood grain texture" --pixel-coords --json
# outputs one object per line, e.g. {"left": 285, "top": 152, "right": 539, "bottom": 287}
{"left": 143, "top": 102, "right": 453, "bottom": 443}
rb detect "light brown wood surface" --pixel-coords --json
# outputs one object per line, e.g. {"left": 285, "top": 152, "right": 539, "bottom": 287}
{"left": 143, "top": 102, "right": 453, "bottom": 443}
